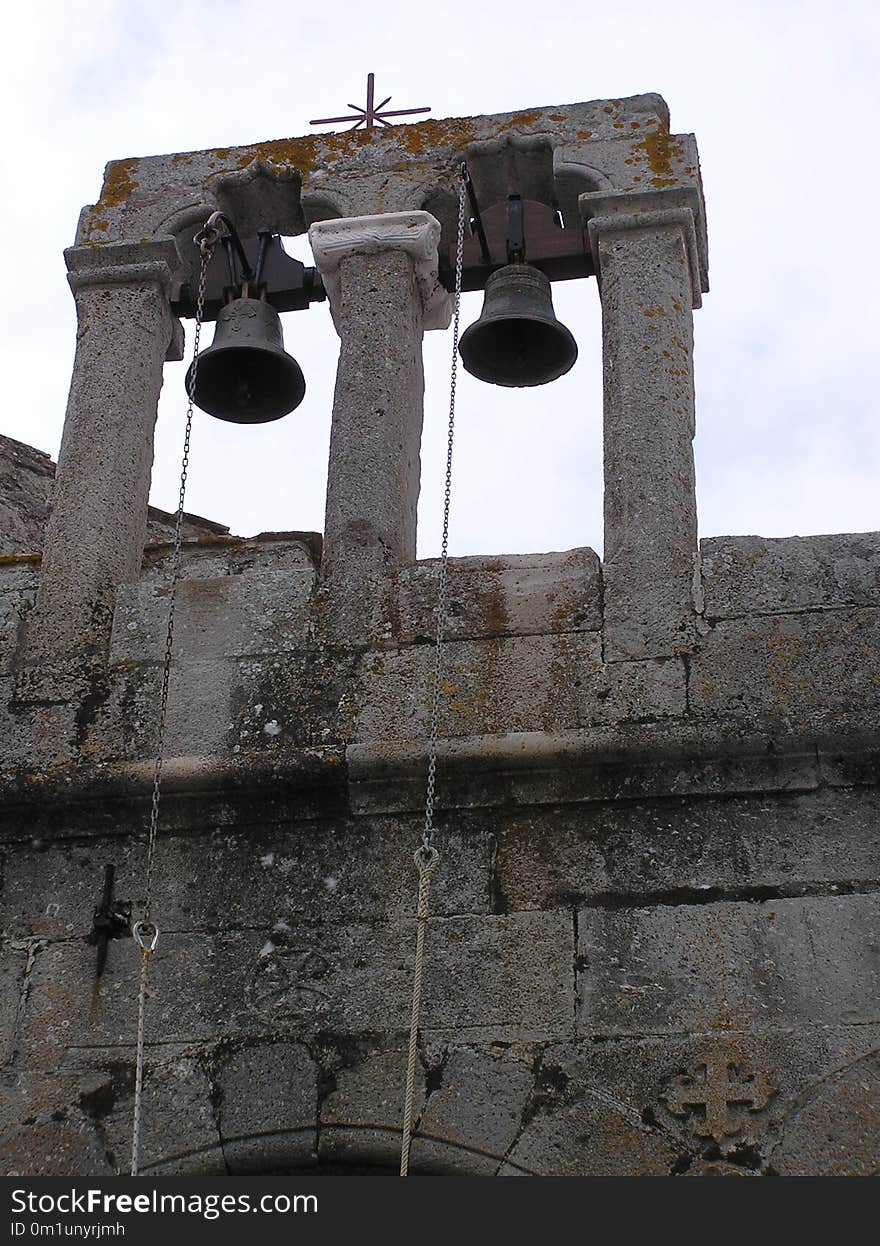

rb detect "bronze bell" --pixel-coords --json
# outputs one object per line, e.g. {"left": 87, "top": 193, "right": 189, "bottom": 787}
{"left": 186, "top": 297, "right": 306, "bottom": 424}
{"left": 459, "top": 264, "right": 578, "bottom": 388}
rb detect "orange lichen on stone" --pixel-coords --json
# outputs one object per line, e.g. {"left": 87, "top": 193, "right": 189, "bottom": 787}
{"left": 394, "top": 116, "right": 481, "bottom": 155}
{"left": 234, "top": 134, "right": 327, "bottom": 172}
{"left": 92, "top": 219, "right": 109, "bottom": 232}
{"left": 96, "top": 157, "right": 140, "bottom": 209}
{"left": 632, "top": 123, "right": 684, "bottom": 182}
{"left": 577, "top": 130, "right": 593, "bottom": 139}
{"left": 171, "top": 152, "right": 194, "bottom": 164}
{"left": 499, "top": 110, "right": 544, "bottom": 130}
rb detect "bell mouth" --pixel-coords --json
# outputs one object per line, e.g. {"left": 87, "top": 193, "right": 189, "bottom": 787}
{"left": 186, "top": 347, "right": 306, "bottom": 424}
{"left": 459, "top": 265, "right": 578, "bottom": 388}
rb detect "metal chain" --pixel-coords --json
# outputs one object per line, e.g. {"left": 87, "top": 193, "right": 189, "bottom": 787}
{"left": 130, "top": 225, "right": 216, "bottom": 1178}
{"left": 400, "top": 171, "right": 468, "bottom": 1178}
{"left": 421, "top": 171, "right": 468, "bottom": 856}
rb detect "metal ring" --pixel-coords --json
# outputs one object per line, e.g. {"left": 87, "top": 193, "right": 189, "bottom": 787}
{"left": 414, "top": 845, "right": 440, "bottom": 874}
{"left": 132, "top": 921, "right": 159, "bottom": 952}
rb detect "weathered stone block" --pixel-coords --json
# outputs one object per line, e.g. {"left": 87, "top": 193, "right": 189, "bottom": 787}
{"left": 581, "top": 657, "right": 687, "bottom": 725}
{"left": 701, "top": 533, "right": 880, "bottom": 620}
{"left": 99, "top": 1056, "right": 221, "bottom": 1175}
{"left": 394, "top": 549, "right": 602, "bottom": 644}
{"left": 772, "top": 1050, "right": 880, "bottom": 1176}
{"left": 494, "top": 788, "right": 880, "bottom": 910}
{"left": 414, "top": 1046, "right": 534, "bottom": 1174}
{"left": 319, "top": 1049, "right": 423, "bottom": 1171}
{"left": 217, "top": 1041, "right": 317, "bottom": 1172}
{"left": 20, "top": 913, "right": 572, "bottom": 1064}
{"left": 577, "top": 894, "right": 880, "bottom": 1036}
{"left": 0, "top": 942, "right": 26, "bottom": 1066}
{"left": 689, "top": 608, "right": 880, "bottom": 728}
{"left": 0, "top": 590, "right": 34, "bottom": 675}
{"left": 2, "top": 820, "right": 492, "bottom": 944}
{"left": 111, "top": 567, "right": 314, "bottom": 666}
{"left": 354, "top": 634, "right": 601, "bottom": 742}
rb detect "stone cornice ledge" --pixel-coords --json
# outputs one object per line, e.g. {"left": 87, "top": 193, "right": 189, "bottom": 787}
{"left": 347, "top": 727, "right": 829, "bottom": 814}
{"left": 2, "top": 726, "right": 876, "bottom": 826}
{"left": 309, "top": 211, "right": 452, "bottom": 331}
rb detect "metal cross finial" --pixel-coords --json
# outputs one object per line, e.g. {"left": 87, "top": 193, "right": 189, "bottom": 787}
{"left": 310, "top": 73, "right": 430, "bottom": 130}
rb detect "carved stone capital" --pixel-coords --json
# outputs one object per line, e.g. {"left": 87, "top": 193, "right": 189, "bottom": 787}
{"left": 309, "top": 211, "right": 452, "bottom": 331}
{"left": 580, "top": 187, "right": 707, "bottom": 308}
{"left": 64, "top": 237, "right": 182, "bottom": 296}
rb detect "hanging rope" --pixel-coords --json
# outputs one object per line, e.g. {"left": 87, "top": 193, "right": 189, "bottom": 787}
{"left": 129, "top": 221, "right": 219, "bottom": 1178}
{"left": 399, "top": 170, "right": 468, "bottom": 1177}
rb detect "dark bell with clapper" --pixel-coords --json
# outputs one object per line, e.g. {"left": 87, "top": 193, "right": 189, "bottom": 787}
{"left": 186, "top": 297, "right": 306, "bottom": 424}
{"left": 458, "top": 264, "right": 578, "bottom": 388}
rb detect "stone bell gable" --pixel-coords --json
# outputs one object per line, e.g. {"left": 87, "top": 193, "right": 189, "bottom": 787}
{"left": 0, "top": 95, "right": 878, "bottom": 1177}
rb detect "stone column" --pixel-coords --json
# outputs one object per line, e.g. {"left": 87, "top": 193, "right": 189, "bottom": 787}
{"left": 21, "top": 239, "right": 182, "bottom": 698}
{"left": 580, "top": 189, "right": 707, "bottom": 662}
{"left": 309, "top": 212, "right": 451, "bottom": 642}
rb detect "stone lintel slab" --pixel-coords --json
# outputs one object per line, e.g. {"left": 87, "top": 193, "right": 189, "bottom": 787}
{"left": 309, "top": 212, "right": 451, "bottom": 331}
{"left": 70, "top": 96, "right": 705, "bottom": 269}
{"left": 19, "top": 913, "right": 573, "bottom": 1063}
{"left": 577, "top": 893, "right": 880, "bottom": 1037}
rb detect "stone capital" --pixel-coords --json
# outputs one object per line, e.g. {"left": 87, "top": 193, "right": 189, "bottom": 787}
{"left": 64, "top": 237, "right": 182, "bottom": 296}
{"left": 309, "top": 211, "right": 452, "bottom": 331}
{"left": 580, "top": 187, "right": 707, "bottom": 308}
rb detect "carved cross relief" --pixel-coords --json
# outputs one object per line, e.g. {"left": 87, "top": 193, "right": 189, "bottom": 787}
{"left": 664, "top": 1054, "right": 775, "bottom": 1143}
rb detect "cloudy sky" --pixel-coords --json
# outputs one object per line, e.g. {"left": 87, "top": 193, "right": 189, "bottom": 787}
{"left": 2, "top": 0, "right": 877, "bottom": 559}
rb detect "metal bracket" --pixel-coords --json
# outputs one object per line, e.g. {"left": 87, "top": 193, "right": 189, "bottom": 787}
{"left": 173, "top": 229, "right": 326, "bottom": 322}
{"left": 441, "top": 163, "right": 594, "bottom": 293}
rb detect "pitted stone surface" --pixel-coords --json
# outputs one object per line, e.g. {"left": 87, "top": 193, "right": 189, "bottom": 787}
{"left": 701, "top": 533, "right": 880, "bottom": 619}
{"left": 414, "top": 1047, "right": 534, "bottom": 1174}
{"left": 577, "top": 894, "right": 880, "bottom": 1036}
{"left": 98, "top": 1058, "right": 220, "bottom": 1175}
{"left": 217, "top": 1041, "right": 318, "bottom": 1172}
{"left": 689, "top": 607, "right": 880, "bottom": 728}
{"left": 319, "top": 1049, "right": 425, "bottom": 1170}
{"left": 20, "top": 913, "right": 572, "bottom": 1062}
{"left": 394, "top": 548, "right": 602, "bottom": 643}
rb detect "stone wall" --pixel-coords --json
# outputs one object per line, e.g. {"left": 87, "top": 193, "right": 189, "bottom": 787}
{"left": 1, "top": 523, "right": 878, "bottom": 1175}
